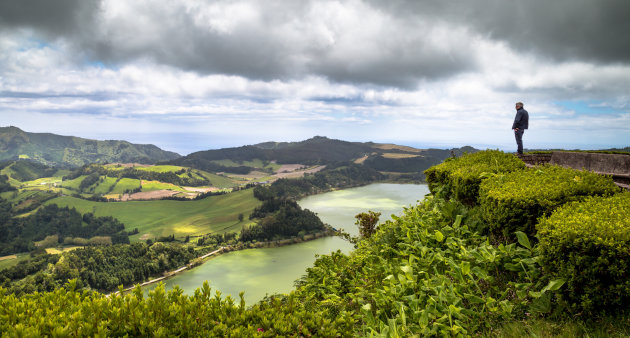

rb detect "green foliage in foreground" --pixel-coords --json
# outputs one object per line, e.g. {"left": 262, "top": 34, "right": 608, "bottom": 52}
{"left": 295, "top": 196, "right": 564, "bottom": 336}
{"left": 424, "top": 150, "right": 526, "bottom": 205}
{"left": 537, "top": 192, "right": 630, "bottom": 313}
{"left": 479, "top": 165, "right": 619, "bottom": 237}
{"left": 0, "top": 281, "right": 356, "bottom": 337}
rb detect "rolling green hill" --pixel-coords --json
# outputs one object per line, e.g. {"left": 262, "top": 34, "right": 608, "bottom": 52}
{"left": 0, "top": 126, "right": 180, "bottom": 167}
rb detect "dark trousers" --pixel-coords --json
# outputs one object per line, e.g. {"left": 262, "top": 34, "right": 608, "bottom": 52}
{"left": 514, "top": 129, "right": 524, "bottom": 154}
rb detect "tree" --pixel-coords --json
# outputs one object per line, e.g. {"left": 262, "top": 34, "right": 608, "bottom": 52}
{"left": 355, "top": 211, "right": 381, "bottom": 240}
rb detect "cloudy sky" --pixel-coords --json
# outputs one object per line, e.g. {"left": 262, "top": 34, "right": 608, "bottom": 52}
{"left": 1, "top": 0, "right": 629, "bottom": 155}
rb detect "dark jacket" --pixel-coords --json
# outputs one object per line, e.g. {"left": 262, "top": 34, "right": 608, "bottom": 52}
{"left": 512, "top": 107, "right": 529, "bottom": 130}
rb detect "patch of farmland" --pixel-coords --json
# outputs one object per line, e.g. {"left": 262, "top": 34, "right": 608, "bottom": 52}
{"left": 105, "top": 163, "right": 151, "bottom": 169}
{"left": 354, "top": 155, "right": 368, "bottom": 164}
{"left": 374, "top": 143, "right": 423, "bottom": 153}
{"left": 60, "top": 176, "right": 86, "bottom": 190}
{"left": 381, "top": 153, "right": 422, "bottom": 159}
{"left": 136, "top": 165, "right": 185, "bottom": 173}
{"left": 141, "top": 180, "right": 186, "bottom": 192}
{"left": 93, "top": 177, "right": 118, "bottom": 194}
{"left": 196, "top": 171, "right": 238, "bottom": 188}
{"left": 110, "top": 178, "right": 141, "bottom": 194}
{"left": 122, "top": 190, "right": 179, "bottom": 201}
{"left": 182, "top": 186, "right": 220, "bottom": 193}
{"left": 275, "top": 164, "right": 306, "bottom": 173}
{"left": 274, "top": 165, "right": 326, "bottom": 179}
{"left": 227, "top": 171, "right": 272, "bottom": 181}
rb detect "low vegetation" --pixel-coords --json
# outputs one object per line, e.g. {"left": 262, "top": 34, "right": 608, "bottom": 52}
{"left": 537, "top": 192, "right": 630, "bottom": 312}
{"left": 479, "top": 165, "right": 618, "bottom": 237}
{"left": 424, "top": 150, "right": 526, "bottom": 204}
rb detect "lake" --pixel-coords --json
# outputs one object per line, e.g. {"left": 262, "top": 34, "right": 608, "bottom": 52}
{"left": 145, "top": 183, "right": 429, "bottom": 304}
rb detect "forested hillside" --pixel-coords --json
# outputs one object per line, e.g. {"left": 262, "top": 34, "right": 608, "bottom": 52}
{"left": 0, "top": 126, "right": 180, "bottom": 167}
{"left": 168, "top": 136, "right": 476, "bottom": 176}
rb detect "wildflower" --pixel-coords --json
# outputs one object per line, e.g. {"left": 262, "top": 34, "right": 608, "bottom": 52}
{"left": 257, "top": 328, "right": 264, "bottom": 332}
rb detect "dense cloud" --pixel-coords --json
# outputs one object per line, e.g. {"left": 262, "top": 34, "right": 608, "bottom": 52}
{"left": 0, "top": 0, "right": 99, "bottom": 37}
{"left": 370, "top": 0, "right": 630, "bottom": 65}
{"left": 1, "top": 0, "right": 628, "bottom": 88}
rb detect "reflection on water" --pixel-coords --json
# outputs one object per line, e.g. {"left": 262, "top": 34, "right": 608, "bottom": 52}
{"left": 145, "top": 183, "right": 429, "bottom": 304}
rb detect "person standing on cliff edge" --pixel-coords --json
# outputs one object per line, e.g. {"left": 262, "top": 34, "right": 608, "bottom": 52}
{"left": 512, "top": 102, "right": 529, "bottom": 155}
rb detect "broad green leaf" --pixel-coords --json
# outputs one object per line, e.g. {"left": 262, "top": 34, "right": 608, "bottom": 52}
{"left": 434, "top": 231, "right": 444, "bottom": 242}
{"left": 515, "top": 231, "right": 532, "bottom": 250}
{"left": 460, "top": 261, "right": 471, "bottom": 276}
{"left": 542, "top": 279, "right": 565, "bottom": 292}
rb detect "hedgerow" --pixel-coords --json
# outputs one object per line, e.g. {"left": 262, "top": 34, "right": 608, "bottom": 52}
{"left": 479, "top": 165, "right": 618, "bottom": 237}
{"left": 537, "top": 192, "right": 630, "bottom": 312}
{"left": 424, "top": 150, "right": 525, "bottom": 205}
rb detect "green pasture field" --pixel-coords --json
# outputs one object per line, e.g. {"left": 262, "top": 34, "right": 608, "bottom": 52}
{"left": 197, "top": 171, "right": 238, "bottom": 188}
{"left": 0, "top": 253, "right": 29, "bottom": 271}
{"left": 0, "top": 167, "right": 22, "bottom": 187}
{"left": 210, "top": 159, "right": 281, "bottom": 171}
{"left": 136, "top": 165, "right": 185, "bottom": 173}
{"left": 141, "top": 180, "right": 187, "bottom": 192}
{"left": 60, "top": 176, "right": 86, "bottom": 190}
{"left": 45, "top": 189, "right": 260, "bottom": 241}
{"left": 111, "top": 178, "right": 141, "bottom": 194}
{"left": 93, "top": 177, "right": 118, "bottom": 195}
{"left": 21, "top": 177, "right": 63, "bottom": 187}
{"left": 0, "top": 189, "right": 44, "bottom": 204}
{"left": 178, "top": 170, "right": 206, "bottom": 181}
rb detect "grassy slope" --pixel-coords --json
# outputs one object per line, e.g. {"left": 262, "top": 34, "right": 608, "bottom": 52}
{"left": 110, "top": 178, "right": 141, "bottom": 194}
{"left": 136, "top": 165, "right": 185, "bottom": 173}
{"left": 93, "top": 177, "right": 118, "bottom": 194}
{"left": 197, "top": 171, "right": 238, "bottom": 188}
{"left": 45, "top": 189, "right": 260, "bottom": 240}
{"left": 141, "top": 180, "right": 187, "bottom": 192}
{"left": 0, "top": 253, "right": 29, "bottom": 271}
{"left": 59, "top": 176, "right": 86, "bottom": 190}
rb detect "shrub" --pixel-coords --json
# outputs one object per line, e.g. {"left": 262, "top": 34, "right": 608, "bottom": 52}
{"left": 537, "top": 192, "right": 630, "bottom": 312}
{"left": 479, "top": 165, "right": 618, "bottom": 237}
{"left": 424, "top": 150, "right": 525, "bottom": 205}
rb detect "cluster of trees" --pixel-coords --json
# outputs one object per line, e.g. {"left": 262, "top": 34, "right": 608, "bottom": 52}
{"left": 0, "top": 202, "right": 129, "bottom": 255}
{"left": 1, "top": 160, "right": 58, "bottom": 182}
{"left": 0, "top": 174, "right": 15, "bottom": 193}
{"left": 196, "top": 232, "right": 238, "bottom": 247}
{"left": 0, "top": 242, "right": 197, "bottom": 294}
{"left": 240, "top": 199, "right": 325, "bottom": 242}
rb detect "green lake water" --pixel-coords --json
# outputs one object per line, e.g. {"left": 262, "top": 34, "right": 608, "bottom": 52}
{"left": 145, "top": 183, "right": 429, "bottom": 304}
